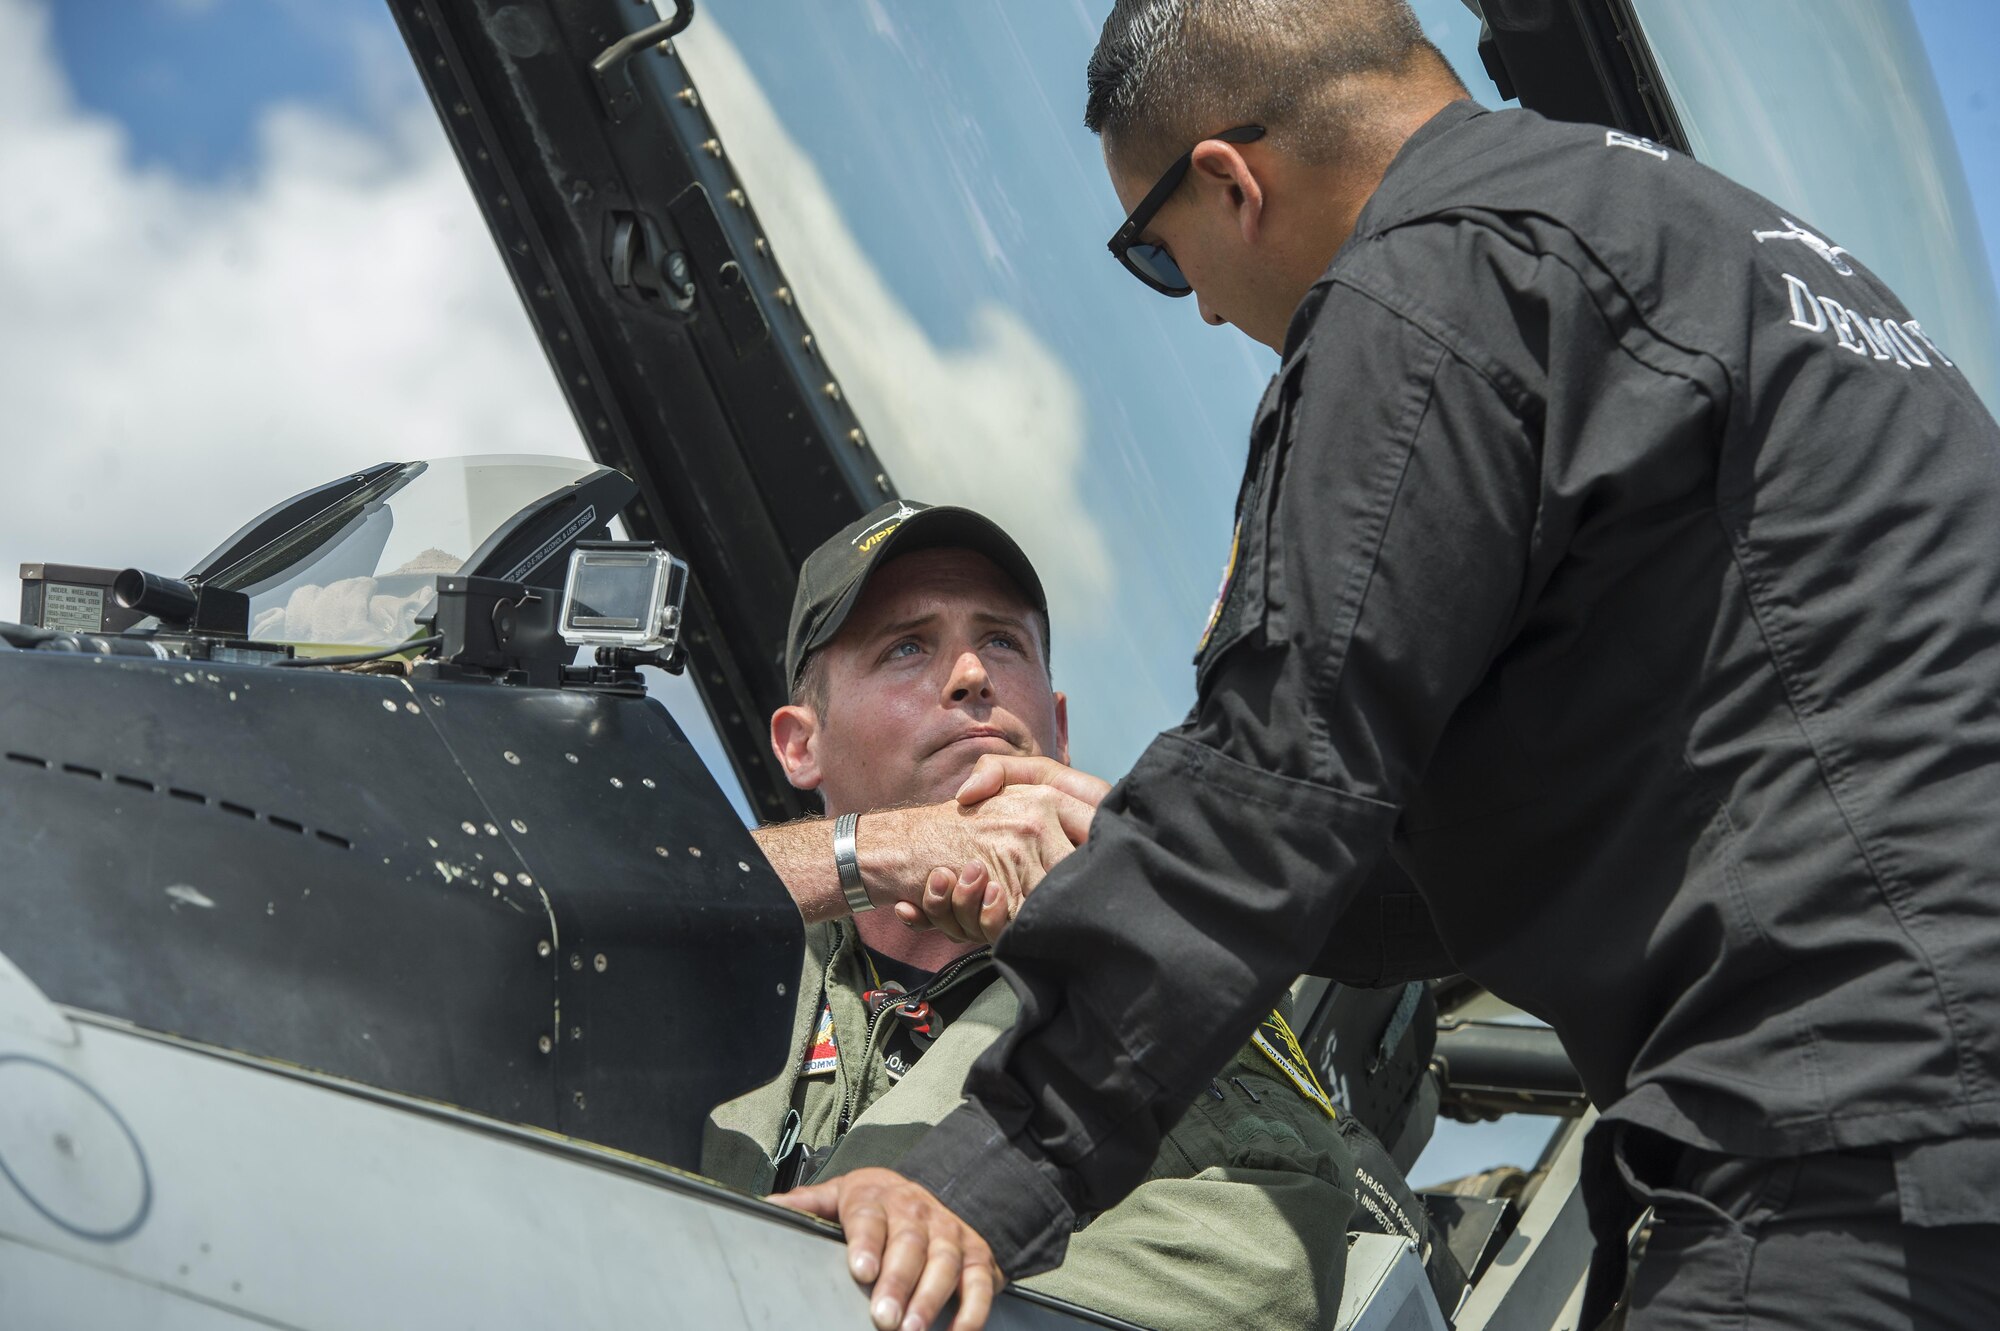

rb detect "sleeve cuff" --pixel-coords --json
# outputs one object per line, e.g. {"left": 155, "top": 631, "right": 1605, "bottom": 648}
{"left": 896, "top": 1100, "right": 1078, "bottom": 1279}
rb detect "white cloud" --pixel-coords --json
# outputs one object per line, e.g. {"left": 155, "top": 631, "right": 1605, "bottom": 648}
{"left": 0, "top": 0, "right": 1108, "bottom": 641}
{"left": 0, "top": 0, "right": 579, "bottom": 616}
{"left": 671, "top": 16, "right": 1114, "bottom": 621}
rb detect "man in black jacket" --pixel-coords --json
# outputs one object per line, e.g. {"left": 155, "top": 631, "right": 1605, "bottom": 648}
{"left": 776, "top": 4, "right": 2000, "bottom": 1329}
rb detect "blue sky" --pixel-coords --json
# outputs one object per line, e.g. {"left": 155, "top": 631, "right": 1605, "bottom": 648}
{"left": 49, "top": 2, "right": 407, "bottom": 179}
{"left": 45, "top": 1, "right": 2000, "bottom": 291}
{"left": 1912, "top": 0, "right": 2000, "bottom": 285}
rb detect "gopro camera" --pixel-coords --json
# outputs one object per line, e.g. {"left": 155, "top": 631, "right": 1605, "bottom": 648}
{"left": 559, "top": 542, "right": 689, "bottom": 654}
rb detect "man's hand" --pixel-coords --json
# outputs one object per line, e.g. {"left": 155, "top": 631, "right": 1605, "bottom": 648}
{"left": 753, "top": 779, "right": 1088, "bottom": 930}
{"left": 955, "top": 754, "right": 1111, "bottom": 811}
{"left": 773, "top": 1168, "right": 1003, "bottom": 1331}
{"left": 904, "top": 861, "right": 1010, "bottom": 943}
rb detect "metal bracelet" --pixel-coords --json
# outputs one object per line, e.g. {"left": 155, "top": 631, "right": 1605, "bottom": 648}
{"left": 833, "top": 812, "right": 872, "bottom": 913}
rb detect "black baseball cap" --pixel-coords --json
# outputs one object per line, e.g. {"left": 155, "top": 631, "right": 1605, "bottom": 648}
{"left": 785, "top": 500, "right": 1049, "bottom": 695}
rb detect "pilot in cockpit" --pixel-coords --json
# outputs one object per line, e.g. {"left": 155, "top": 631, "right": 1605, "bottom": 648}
{"left": 706, "top": 500, "right": 1445, "bottom": 1331}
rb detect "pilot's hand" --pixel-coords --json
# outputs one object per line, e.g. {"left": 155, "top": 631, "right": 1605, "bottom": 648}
{"left": 954, "top": 754, "right": 1111, "bottom": 813}
{"left": 772, "top": 1167, "right": 1003, "bottom": 1331}
{"left": 904, "top": 861, "right": 1011, "bottom": 944}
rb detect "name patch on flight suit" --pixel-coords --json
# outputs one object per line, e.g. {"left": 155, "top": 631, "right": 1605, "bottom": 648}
{"left": 864, "top": 981, "right": 945, "bottom": 1084}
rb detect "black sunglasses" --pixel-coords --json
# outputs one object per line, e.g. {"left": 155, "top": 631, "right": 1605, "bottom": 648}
{"left": 1107, "top": 125, "right": 1266, "bottom": 297}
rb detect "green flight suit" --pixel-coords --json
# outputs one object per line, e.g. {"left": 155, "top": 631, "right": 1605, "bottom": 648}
{"left": 703, "top": 921, "right": 1359, "bottom": 1331}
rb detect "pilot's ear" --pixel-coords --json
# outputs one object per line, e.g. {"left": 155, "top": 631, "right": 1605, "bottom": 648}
{"left": 771, "top": 704, "right": 825, "bottom": 792}
{"left": 1053, "top": 691, "right": 1070, "bottom": 766}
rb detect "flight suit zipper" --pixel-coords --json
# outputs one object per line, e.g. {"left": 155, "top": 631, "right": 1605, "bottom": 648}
{"left": 835, "top": 946, "right": 993, "bottom": 1135}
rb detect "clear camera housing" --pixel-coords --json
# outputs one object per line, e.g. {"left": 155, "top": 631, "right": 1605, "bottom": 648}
{"left": 558, "top": 542, "right": 688, "bottom": 652}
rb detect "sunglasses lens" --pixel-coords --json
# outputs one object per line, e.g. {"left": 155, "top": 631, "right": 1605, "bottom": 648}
{"left": 1125, "top": 243, "right": 1190, "bottom": 296}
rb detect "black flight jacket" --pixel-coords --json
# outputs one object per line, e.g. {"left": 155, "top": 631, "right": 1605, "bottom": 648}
{"left": 900, "top": 101, "right": 2000, "bottom": 1278}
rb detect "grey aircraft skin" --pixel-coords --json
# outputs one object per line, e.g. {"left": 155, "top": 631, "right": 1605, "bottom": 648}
{"left": 2, "top": 1, "right": 1991, "bottom": 1328}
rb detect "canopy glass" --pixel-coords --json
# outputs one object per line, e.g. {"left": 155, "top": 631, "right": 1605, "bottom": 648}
{"left": 1632, "top": 0, "right": 1999, "bottom": 408}
{"left": 207, "top": 454, "right": 601, "bottom": 648}
{"left": 670, "top": 0, "right": 1506, "bottom": 792}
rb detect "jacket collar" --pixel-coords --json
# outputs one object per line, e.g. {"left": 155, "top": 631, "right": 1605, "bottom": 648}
{"left": 1280, "top": 99, "right": 1490, "bottom": 360}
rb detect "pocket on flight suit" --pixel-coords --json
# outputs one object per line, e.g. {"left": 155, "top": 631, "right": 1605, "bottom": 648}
{"left": 1611, "top": 1123, "right": 1804, "bottom": 1325}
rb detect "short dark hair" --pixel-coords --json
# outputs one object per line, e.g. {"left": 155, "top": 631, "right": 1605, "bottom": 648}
{"left": 1086, "top": 0, "right": 1460, "bottom": 173}
{"left": 792, "top": 647, "right": 833, "bottom": 716}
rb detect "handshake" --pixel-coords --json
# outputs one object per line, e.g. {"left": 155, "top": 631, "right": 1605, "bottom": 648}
{"left": 876, "top": 754, "right": 1110, "bottom": 944}
{"left": 752, "top": 755, "right": 1111, "bottom": 944}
